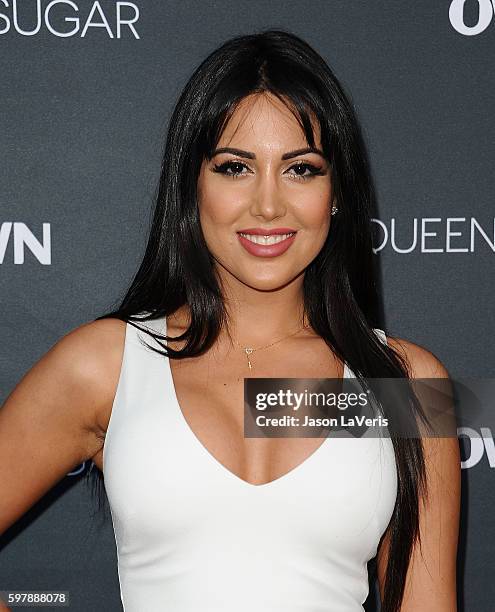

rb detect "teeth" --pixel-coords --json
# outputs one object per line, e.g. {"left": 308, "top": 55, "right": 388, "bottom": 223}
{"left": 239, "top": 232, "right": 294, "bottom": 245}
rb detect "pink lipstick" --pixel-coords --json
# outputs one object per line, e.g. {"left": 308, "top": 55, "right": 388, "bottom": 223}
{"left": 236, "top": 227, "right": 297, "bottom": 258}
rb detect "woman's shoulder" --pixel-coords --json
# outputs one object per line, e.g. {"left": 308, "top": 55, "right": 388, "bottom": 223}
{"left": 47, "top": 317, "right": 128, "bottom": 436}
{"left": 381, "top": 332, "right": 450, "bottom": 380}
{"left": 55, "top": 317, "right": 127, "bottom": 376}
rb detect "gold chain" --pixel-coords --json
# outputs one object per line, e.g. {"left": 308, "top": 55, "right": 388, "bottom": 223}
{"left": 234, "top": 322, "right": 310, "bottom": 371}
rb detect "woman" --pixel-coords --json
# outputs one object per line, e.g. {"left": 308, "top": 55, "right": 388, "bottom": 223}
{"left": 0, "top": 29, "right": 460, "bottom": 611}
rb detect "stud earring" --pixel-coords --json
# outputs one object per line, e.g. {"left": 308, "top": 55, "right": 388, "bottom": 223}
{"left": 331, "top": 203, "right": 339, "bottom": 216}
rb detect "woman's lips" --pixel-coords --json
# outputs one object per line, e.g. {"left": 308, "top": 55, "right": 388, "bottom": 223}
{"left": 237, "top": 231, "right": 297, "bottom": 257}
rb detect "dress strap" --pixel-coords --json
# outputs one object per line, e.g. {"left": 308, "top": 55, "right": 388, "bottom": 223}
{"left": 373, "top": 327, "right": 388, "bottom": 345}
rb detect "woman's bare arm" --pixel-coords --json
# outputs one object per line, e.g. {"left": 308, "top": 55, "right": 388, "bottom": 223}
{"left": 0, "top": 318, "right": 126, "bottom": 536}
{"left": 376, "top": 337, "right": 461, "bottom": 611}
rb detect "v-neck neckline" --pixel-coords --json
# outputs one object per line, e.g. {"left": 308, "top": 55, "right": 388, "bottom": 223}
{"left": 162, "top": 315, "right": 351, "bottom": 489}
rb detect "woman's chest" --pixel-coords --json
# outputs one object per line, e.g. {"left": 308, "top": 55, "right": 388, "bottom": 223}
{"left": 106, "top": 393, "right": 398, "bottom": 565}
{"left": 102, "top": 329, "right": 398, "bottom": 570}
{"left": 167, "top": 344, "right": 346, "bottom": 487}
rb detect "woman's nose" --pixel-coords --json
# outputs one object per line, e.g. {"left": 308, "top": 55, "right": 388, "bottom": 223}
{"left": 248, "top": 174, "right": 287, "bottom": 220}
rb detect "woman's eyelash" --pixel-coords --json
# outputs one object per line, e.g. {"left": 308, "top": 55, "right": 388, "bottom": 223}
{"left": 212, "top": 161, "right": 249, "bottom": 178}
{"left": 212, "top": 160, "right": 325, "bottom": 180}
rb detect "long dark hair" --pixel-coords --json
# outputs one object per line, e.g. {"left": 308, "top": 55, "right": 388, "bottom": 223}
{"left": 89, "top": 29, "right": 429, "bottom": 612}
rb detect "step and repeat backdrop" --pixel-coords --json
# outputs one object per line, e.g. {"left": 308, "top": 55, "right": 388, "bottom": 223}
{"left": 1, "top": 1, "right": 494, "bottom": 610}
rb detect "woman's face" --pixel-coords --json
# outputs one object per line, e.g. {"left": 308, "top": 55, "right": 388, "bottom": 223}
{"left": 197, "top": 92, "right": 333, "bottom": 292}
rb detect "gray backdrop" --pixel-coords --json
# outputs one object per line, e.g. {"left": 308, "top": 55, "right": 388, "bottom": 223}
{"left": 1, "top": 1, "right": 494, "bottom": 610}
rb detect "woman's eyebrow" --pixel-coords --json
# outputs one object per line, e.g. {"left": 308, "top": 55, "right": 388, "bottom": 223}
{"left": 210, "top": 146, "right": 325, "bottom": 160}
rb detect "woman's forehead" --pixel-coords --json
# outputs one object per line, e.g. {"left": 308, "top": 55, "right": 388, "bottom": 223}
{"left": 216, "top": 93, "right": 322, "bottom": 150}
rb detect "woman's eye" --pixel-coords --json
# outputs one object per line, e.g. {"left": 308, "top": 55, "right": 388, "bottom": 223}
{"left": 212, "top": 161, "right": 250, "bottom": 178}
{"left": 286, "top": 162, "right": 324, "bottom": 180}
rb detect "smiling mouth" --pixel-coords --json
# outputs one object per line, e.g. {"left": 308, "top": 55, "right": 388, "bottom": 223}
{"left": 238, "top": 232, "right": 296, "bottom": 245}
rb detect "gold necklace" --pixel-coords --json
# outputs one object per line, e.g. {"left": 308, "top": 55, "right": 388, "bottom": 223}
{"left": 234, "top": 322, "right": 310, "bottom": 371}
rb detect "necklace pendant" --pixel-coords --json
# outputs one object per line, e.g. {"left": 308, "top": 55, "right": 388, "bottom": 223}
{"left": 245, "top": 348, "right": 254, "bottom": 370}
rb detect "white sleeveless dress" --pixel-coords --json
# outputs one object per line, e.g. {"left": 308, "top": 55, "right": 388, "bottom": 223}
{"left": 102, "top": 316, "right": 398, "bottom": 611}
